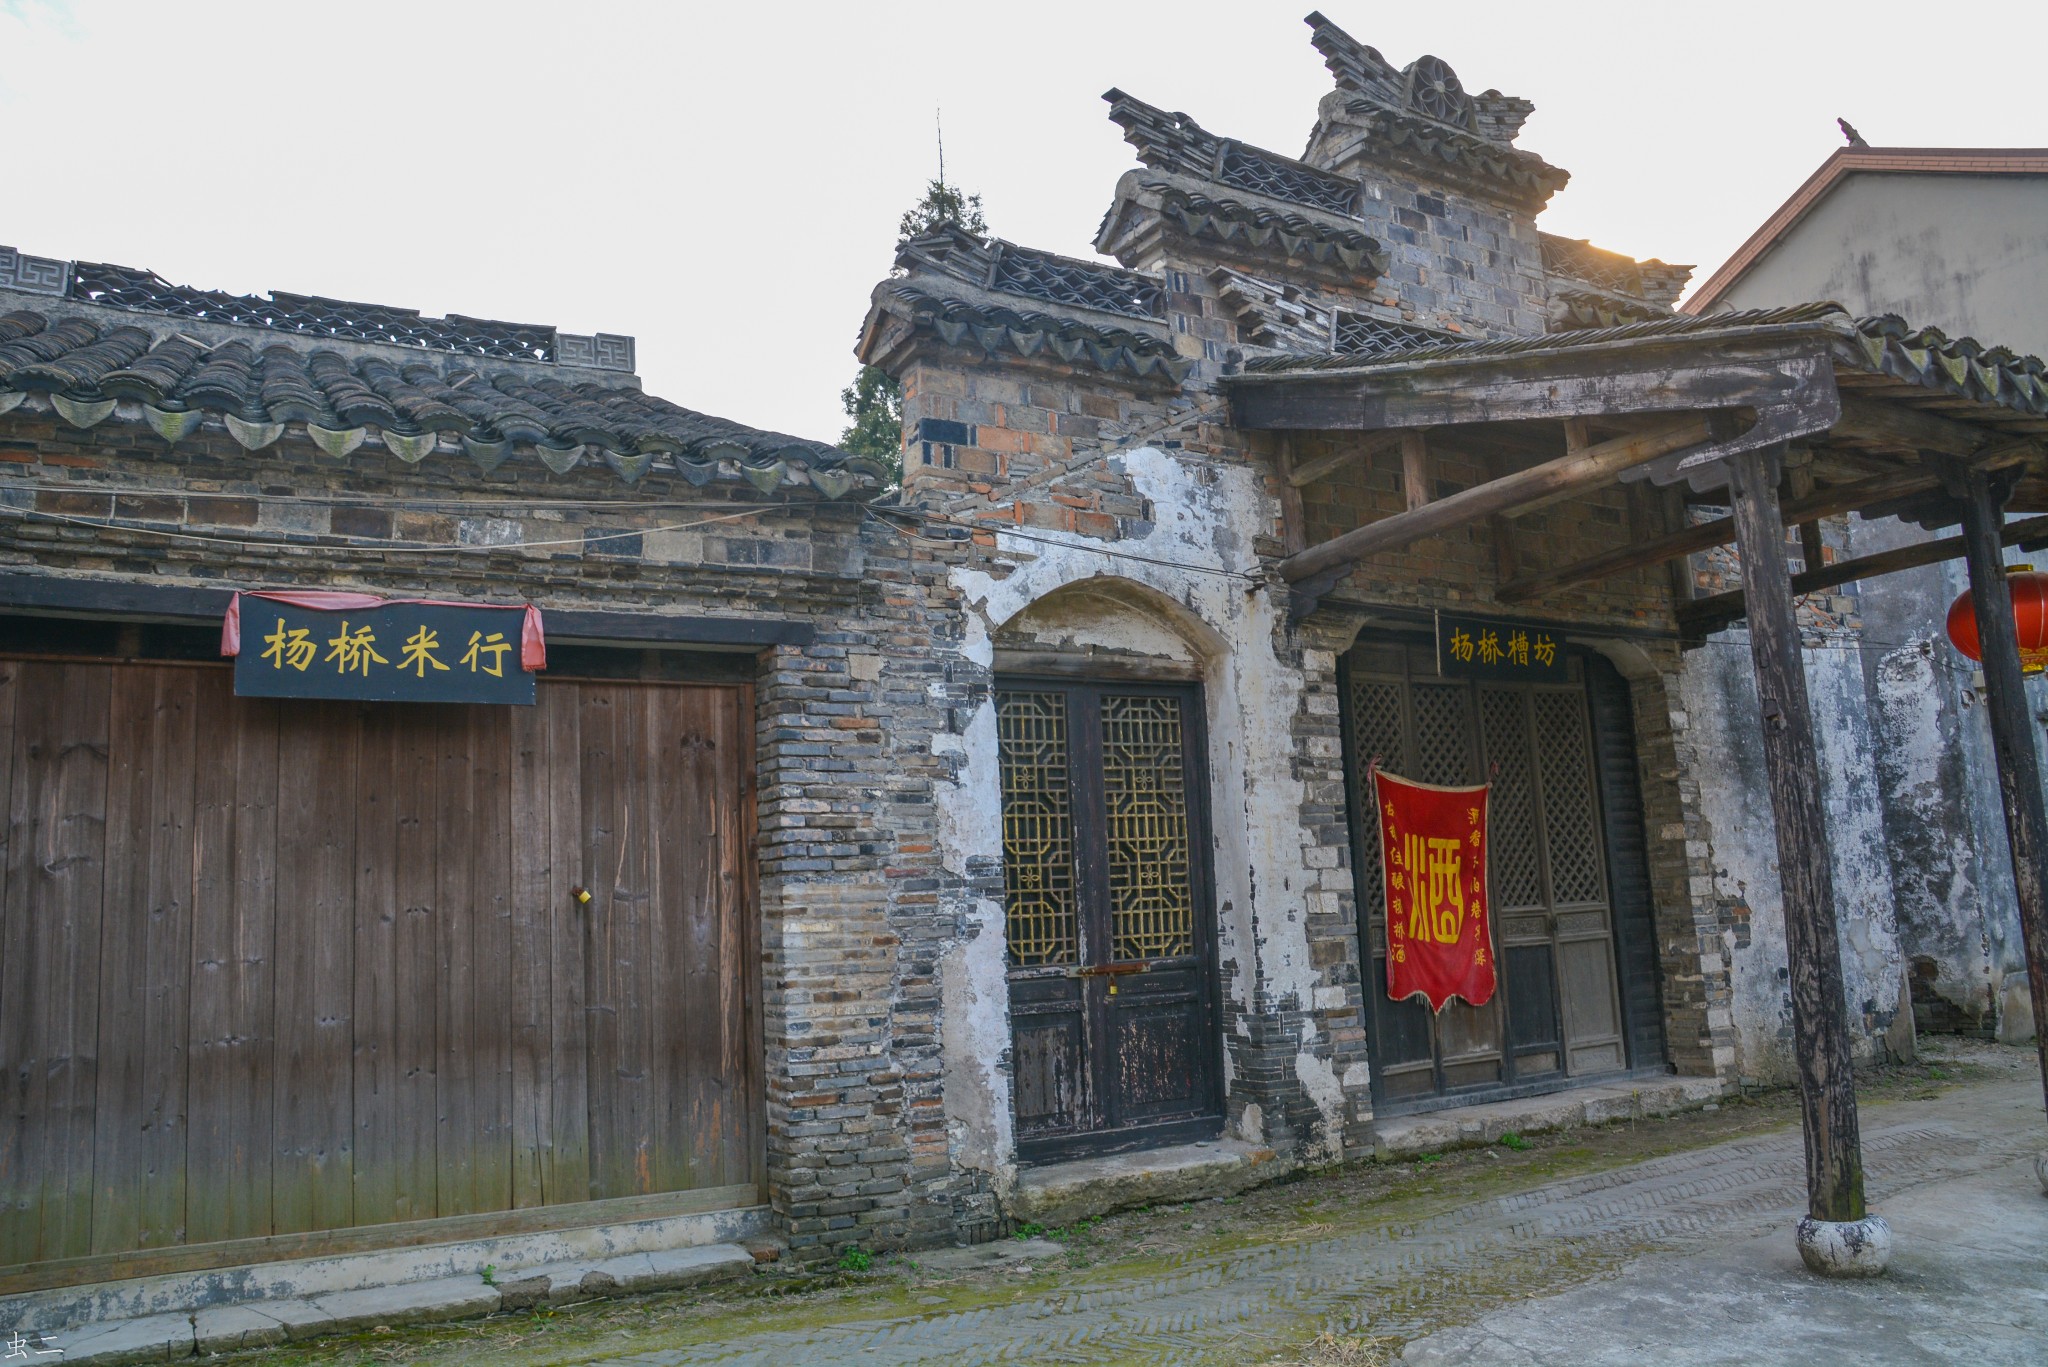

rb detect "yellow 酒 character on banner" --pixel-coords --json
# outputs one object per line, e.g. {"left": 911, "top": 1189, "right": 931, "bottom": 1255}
{"left": 261, "top": 617, "right": 315, "bottom": 672}
{"left": 399, "top": 626, "right": 450, "bottom": 678}
{"left": 463, "top": 630, "right": 512, "bottom": 677}
{"left": 325, "top": 621, "right": 386, "bottom": 676}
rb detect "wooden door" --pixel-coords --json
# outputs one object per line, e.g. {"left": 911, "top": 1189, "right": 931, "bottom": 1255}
{"left": 998, "top": 681, "right": 1222, "bottom": 1162}
{"left": 1342, "top": 639, "right": 1630, "bottom": 1113}
{"left": 0, "top": 659, "right": 758, "bottom": 1269}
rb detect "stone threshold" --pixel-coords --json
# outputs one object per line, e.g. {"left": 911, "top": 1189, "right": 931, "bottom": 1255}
{"left": 2, "top": 1205, "right": 772, "bottom": 1365}
{"left": 1371, "top": 1073, "right": 1729, "bottom": 1160}
{"left": 1006, "top": 1138, "right": 1285, "bottom": 1228}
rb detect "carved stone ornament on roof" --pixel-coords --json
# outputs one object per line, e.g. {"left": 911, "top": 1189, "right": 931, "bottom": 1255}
{"left": 1405, "top": 56, "right": 1475, "bottom": 130}
{"left": 1103, "top": 90, "right": 1363, "bottom": 219}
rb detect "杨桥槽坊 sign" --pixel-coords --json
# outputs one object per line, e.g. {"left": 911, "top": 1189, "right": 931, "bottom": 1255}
{"left": 222, "top": 591, "right": 545, "bottom": 704}
{"left": 1434, "top": 610, "right": 1566, "bottom": 683}
{"left": 1373, "top": 766, "right": 1497, "bottom": 1012}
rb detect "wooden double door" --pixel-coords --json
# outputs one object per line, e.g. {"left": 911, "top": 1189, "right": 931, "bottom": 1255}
{"left": 0, "top": 656, "right": 758, "bottom": 1268}
{"left": 1343, "top": 638, "right": 1664, "bottom": 1113}
{"left": 997, "top": 680, "right": 1222, "bottom": 1161}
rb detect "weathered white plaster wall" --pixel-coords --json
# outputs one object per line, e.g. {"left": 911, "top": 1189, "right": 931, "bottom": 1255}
{"left": 932, "top": 445, "right": 1357, "bottom": 1191}
{"left": 1680, "top": 631, "right": 1910, "bottom": 1081}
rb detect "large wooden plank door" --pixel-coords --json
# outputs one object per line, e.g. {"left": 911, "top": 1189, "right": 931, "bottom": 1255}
{"left": 999, "top": 680, "right": 1222, "bottom": 1163}
{"left": 1343, "top": 638, "right": 1640, "bottom": 1114}
{"left": 0, "top": 660, "right": 759, "bottom": 1269}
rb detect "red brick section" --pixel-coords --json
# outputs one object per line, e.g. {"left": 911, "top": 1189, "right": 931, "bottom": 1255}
{"left": 1686, "top": 147, "right": 2048, "bottom": 313}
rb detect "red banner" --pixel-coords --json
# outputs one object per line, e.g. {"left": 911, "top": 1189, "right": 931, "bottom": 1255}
{"left": 1372, "top": 767, "right": 1497, "bottom": 1013}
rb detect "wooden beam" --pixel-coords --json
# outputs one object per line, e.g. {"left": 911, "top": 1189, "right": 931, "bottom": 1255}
{"left": 1943, "top": 463, "right": 2048, "bottom": 1128}
{"left": 1228, "top": 340, "right": 1833, "bottom": 432}
{"left": 1274, "top": 437, "right": 1308, "bottom": 556}
{"left": 1496, "top": 466, "right": 1945, "bottom": 605}
{"left": 1787, "top": 463, "right": 1828, "bottom": 572}
{"left": 1285, "top": 430, "right": 1405, "bottom": 488}
{"left": 1279, "top": 415, "right": 1716, "bottom": 584}
{"left": 1676, "top": 513, "right": 2048, "bottom": 634}
{"left": 1831, "top": 395, "right": 1988, "bottom": 457}
{"left": 1401, "top": 432, "right": 1429, "bottom": 511}
{"left": 1726, "top": 444, "right": 1868, "bottom": 1227}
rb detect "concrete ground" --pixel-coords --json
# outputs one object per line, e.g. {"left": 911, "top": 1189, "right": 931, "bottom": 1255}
{"left": 207, "top": 1041, "right": 2045, "bottom": 1367}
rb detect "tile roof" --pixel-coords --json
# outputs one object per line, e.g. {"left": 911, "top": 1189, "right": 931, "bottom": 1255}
{"left": 898, "top": 225, "right": 1163, "bottom": 321}
{"left": 1099, "top": 174, "right": 1390, "bottom": 280}
{"left": 1231, "top": 302, "right": 2048, "bottom": 423}
{"left": 1104, "top": 91, "right": 1365, "bottom": 219}
{"left": 0, "top": 305, "right": 884, "bottom": 495}
{"left": 866, "top": 283, "right": 1192, "bottom": 386}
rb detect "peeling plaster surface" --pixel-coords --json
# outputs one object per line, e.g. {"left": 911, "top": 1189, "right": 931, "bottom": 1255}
{"left": 933, "top": 446, "right": 1351, "bottom": 1173}
{"left": 1680, "top": 632, "right": 1907, "bottom": 1081}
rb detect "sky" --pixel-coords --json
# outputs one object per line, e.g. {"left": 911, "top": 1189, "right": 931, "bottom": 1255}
{"left": 4, "top": 1, "right": 2046, "bottom": 445}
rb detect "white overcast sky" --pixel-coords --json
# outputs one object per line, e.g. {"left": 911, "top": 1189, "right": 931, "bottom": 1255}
{"left": 4, "top": 1, "right": 2045, "bottom": 445}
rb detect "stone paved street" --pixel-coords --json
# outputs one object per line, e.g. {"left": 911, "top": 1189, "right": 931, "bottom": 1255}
{"left": 235, "top": 1044, "right": 2047, "bottom": 1367}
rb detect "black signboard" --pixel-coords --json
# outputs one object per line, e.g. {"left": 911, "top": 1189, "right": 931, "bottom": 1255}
{"left": 234, "top": 599, "right": 538, "bottom": 704}
{"left": 1434, "top": 610, "right": 1567, "bottom": 683}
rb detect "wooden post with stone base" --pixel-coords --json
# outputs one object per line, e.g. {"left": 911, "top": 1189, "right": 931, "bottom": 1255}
{"left": 1940, "top": 461, "right": 2048, "bottom": 1198}
{"left": 1726, "top": 445, "right": 1893, "bottom": 1274}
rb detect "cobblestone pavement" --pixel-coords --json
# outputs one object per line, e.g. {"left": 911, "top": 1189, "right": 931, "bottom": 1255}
{"left": 608, "top": 1067, "right": 2046, "bottom": 1366}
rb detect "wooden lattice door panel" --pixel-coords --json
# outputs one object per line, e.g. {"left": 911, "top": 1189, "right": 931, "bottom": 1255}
{"left": 999, "top": 680, "right": 1221, "bottom": 1161}
{"left": 1342, "top": 639, "right": 1630, "bottom": 1112}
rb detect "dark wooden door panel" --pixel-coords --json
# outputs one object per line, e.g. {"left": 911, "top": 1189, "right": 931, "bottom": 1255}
{"left": 999, "top": 680, "right": 1222, "bottom": 1163}
{"left": 0, "top": 662, "right": 761, "bottom": 1268}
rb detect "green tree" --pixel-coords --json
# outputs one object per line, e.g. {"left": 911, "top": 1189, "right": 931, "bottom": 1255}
{"left": 839, "top": 179, "right": 990, "bottom": 480}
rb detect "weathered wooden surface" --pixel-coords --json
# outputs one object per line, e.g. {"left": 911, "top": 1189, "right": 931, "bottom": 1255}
{"left": 1400, "top": 432, "right": 1430, "bottom": 511}
{"left": 0, "top": 663, "right": 760, "bottom": 1267}
{"left": 1280, "top": 416, "right": 1714, "bottom": 584}
{"left": 1229, "top": 339, "right": 1836, "bottom": 432}
{"left": 1678, "top": 513, "right": 2048, "bottom": 635}
{"left": 1944, "top": 465, "right": 2048, "bottom": 1126}
{"left": 1727, "top": 447, "right": 1867, "bottom": 1223}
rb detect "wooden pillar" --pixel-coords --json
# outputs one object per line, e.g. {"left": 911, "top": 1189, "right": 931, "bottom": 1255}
{"left": 1727, "top": 444, "right": 1868, "bottom": 1223}
{"left": 1947, "top": 463, "right": 2048, "bottom": 1123}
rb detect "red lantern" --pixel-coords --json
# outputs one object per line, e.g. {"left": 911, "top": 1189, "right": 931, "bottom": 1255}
{"left": 1945, "top": 563, "right": 2048, "bottom": 674}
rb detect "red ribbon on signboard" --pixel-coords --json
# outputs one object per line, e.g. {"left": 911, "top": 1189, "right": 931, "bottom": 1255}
{"left": 220, "top": 591, "right": 545, "bottom": 671}
{"left": 1372, "top": 766, "right": 1497, "bottom": 1013}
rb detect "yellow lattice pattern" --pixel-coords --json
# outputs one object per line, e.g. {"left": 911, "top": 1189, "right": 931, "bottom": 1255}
{"left": 1102, "top": 695, "right": 1193, "bottom": 961}
{"left": 998, "top": 691, "right": 1078, "bottom": 966}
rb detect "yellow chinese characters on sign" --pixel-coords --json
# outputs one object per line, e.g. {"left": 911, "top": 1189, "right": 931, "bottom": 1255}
{"left": 233, "top": 597, "right": 539, "bottom": 705}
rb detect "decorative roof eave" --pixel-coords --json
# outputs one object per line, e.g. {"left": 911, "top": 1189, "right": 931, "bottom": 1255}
{"left": 1223, "top": 302, "right": 2048, "bottom": 427}
{"left": 0, "top": 306, "right": 884, "bottom": 496}
{"left": 1095, "top": 169, "right": 1391, "bottom": 282}
{"left": 1547, "top": 285, "right": 1671, "bottom": 331}
{"left": 893, "top": 223, "right": 1164, "bottom": 322}
{"left": 1324, "top": 104, "right": 1569, "bottom": 212}
{"left": 855, "top": 279, "right": 1193, "bottom": 390}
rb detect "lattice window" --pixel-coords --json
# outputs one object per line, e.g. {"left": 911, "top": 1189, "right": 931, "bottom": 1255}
{"left": 1217, "top": 145, "right": 1360, "bottom": 217}
{"left": 998, "top": 692, "right": 1079, "bottom": 967}
{"left": 1102, "top": 695, "right": 1193, "bottom": 962}
{"left": 1532, "top": 691, "right": 1604, "bottom": 904}
{"left": 1478, "top": 689, "right": 1542, "bottom": 910}
{"left": 1348, "top": 679, "right": 1405, "bottom": 919}
{"left": 1412, "top": 684, "right": 1473, "bottom": 787}
{"left": 1334, "top": 312, "right": 1459, "bottom": 359}
{"left": 990, "top": 246, "right": 1163, "bottom": 320}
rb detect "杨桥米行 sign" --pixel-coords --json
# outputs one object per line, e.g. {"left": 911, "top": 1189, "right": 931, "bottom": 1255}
{"left": 221, "top": 591, "right": 545, "bottom": 704}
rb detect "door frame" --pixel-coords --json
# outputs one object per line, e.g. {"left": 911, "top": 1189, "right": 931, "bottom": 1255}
{"left": 996, "top": 672, "right": 1227, "bottom": 1164}
{"left": 1337, "top": 630, "right": 1665, "bottom": 1118}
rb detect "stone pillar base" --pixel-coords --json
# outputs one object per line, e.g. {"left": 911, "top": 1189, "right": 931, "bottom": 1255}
{"left": 1795, "top": 1214, "right": 1892, "bottom": 1277}
{"left": 2034, "top": 1149, "right": 2047, "bottom": 1196}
